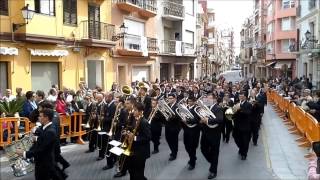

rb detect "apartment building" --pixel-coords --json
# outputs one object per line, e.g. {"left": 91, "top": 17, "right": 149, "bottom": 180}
{"left": 0, "top": 0, "right": 115, "bottom": 93}
{"left": 240, "top": 16, "right": 255, "bottom": 78}
{"left": 157, "top": 0, "right": 197, "bottom": 81}
{"left": 296, "top": 0, "right": 320, "bottom": 88}
{"left": 111, "top": 0, "right": 158, "bottom": 86}
{"left": 266, "top": 0, "right": 297, "bottom": 79}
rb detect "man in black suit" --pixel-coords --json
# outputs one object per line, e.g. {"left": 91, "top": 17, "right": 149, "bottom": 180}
{"left": 233, "top": 91, "right": 253, "bottom": 160}
{"left": 200, "top": 93, "right": 224, "bottom": 179}
{"left": 165, "top": 93, "right": 181, "bottom": 161}
{"left": 149, "top": 98, "right": 165, "bottom": 154}
{"left": 183, "top": 96, "right": 201, "bottom": 170}
{"left": 192, "top": 85, "right": 202, "bottom": 99}
{"left": 230, "top": 86, "right": 240, "bottom": 103}
{"left": 221, "top": 93, "right": 234, "bottom": 143}
{"left": 138, "top": 87, "right": 152, "bottom": 119}
{"left": 102, "top": 92, "right": 117, "bottom": 170}
{"left": 94, "top": 93, "right": 106, "bottom": 158}
{"left": 127, "top": 102, "right": 151, "bottom": 180}
{"left": 16, "top": 109, "right": 63, "bottom": 180}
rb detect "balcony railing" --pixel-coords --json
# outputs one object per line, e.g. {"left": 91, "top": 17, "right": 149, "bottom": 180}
{"left": 80, "top": 20, "right": 115, "bottom": 41}
{"left": 142, "top": 0, "right": 157, "bottom": 12}
{"left": 162, "top": 1, "right": 184, "bottom": 20}
{"left": 161, "top": 40, "right": 194, "bottom": 55}
{"left": 147, "top": 37, "right": 158, "bottom": 52}
{"left": 119, "top": 34, "right": 142, "bottom": 51}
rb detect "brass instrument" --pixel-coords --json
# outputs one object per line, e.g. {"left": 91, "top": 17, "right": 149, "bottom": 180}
{"left": 158, "top": 98, "right": 175, "bottom": 121}
{"left": 194, "top": 99, "right": 218, "bottom": 128}
{"left": 122, "top": 85, "right": 133, "bottom": 99}
{"left": 84, "top": 102, "right": 96, "bottom": 129}
{"left": 148, "top": 106, "right": 158, "bottom": 124}
{"left": 118, "top": 114, "right": 142, "bottom": 171}
{"left": 176, "top": 99, "right": 197, "bottom": 128}
{"left": 225, "top": 107, "right": 234, "bottom": 121}
{"left": 105, "top": 102, "right": 123, "bottom": 157}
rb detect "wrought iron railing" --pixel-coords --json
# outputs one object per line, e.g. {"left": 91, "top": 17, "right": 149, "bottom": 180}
{"left": 147, "top": 37, "right": 158, "bottom": 52}
{"left": 116, "top": 0, "right": 142, "bottom": 7}
{"left": 162, "top": 40, "right": 194, "bottom": 55}
{"left": 142, "top": 0, "right": 157, "bottom": 12}
{"left": 80, "top": 20, "right": 115, "bottom": 41}
{"left": 162, "top": 1, "right": 184, "bottom": 19}
{"left": 118, "top": 34, "right": 142, "bottom": 51}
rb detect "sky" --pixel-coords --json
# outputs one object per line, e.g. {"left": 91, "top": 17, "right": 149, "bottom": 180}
{"left": 207, "top": 0, "right": 254, "bottom": 55}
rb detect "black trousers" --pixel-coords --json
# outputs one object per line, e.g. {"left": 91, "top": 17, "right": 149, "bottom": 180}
{"left": 151, "top": 122, "right": 162, "bottom": 150}
{"left": 88, "top": 129, "right": 97, "bottom": 152}
{"left": 183, "top": 126, "right": 200, "bottom": 165}
{"left": 221, "top": 120, "right": 233, "bottom": 143}
{"left": 55, "top": 144, "right": 70, "bottom": 168}
{"left": 165, "top": 124, "right": 181, "bottom": 157}
{"left": 35, "top": 164, "right": 63, "bottom": 180}
{"left": 98, "top": 133, "right": 108, "bottom": 158}
{"left": 233, "top": 129, "right": 251, "bottom": 157}
{"left": 251, "top": 116, "right": 262, "bottom": 144}
{"left": 200, "top": 128, "right": 221, "bottom": 174}
{"left": 119, "top": 154, "right": 129, "bottom": 174}
{"left": 128, "top": 156, "right": 147, "bottom": 180}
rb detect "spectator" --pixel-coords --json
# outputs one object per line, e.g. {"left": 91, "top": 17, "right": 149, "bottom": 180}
{"left": 2, "top": 89, "right": 16, "bottom": 102}
{"left": 47, "top": 88, "right": 57, "bottom": 102}
{"left": 36, "top": 90, "right": 45, "bottom": 105}
{"left": 21, "top": 91, "right": 37, "bottom": 118}
{"left": 15, "top": 87, "right": 25, "bottom": 101}
{"left": 56, "top": 91, "right": 67, "bottom": 114}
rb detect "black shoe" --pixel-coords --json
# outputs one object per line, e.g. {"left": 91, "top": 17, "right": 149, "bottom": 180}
{"left": 114, "top": 172, "right": 126, "bottom": 178}
{"left": 208, "top": 172, "right": 217, "bottom": 179}
{"left": 102, "top": 165, "right": 113, "bottom": 170}
{"left": 168, "top": 155, "right": 176, "bottom": 161}
{"left": 62, "top": 163, "right": 70, "bottom": 171}
{"left": 241, "top": 156, "right": 247, "bottom": 160}
{"left": 85, "top": 150, "right": 94, "bottom": 153}
{"left": 152, "top": 149, "right": 159, "bottom": 154}
{"left": 187, "top": 164, "right": 195, "bottom": 170}
{"left": 96, "top": 157, "right": 104, "bottom": 161}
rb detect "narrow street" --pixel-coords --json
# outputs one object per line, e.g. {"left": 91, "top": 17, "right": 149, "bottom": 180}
{"left": 0, "top": 104, "right": 308, "bottom": 180}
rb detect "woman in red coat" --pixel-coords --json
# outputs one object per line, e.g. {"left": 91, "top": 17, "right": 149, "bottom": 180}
{"left": 56, "top": 91, "right": 66, "bottom": 114}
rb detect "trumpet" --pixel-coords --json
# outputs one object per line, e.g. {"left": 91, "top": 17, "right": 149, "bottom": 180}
{"left": 176, "top": 99, "right": 196, "bottom": 128}
{"left": 194, "top": 99, "right": 218, "bottom": 128}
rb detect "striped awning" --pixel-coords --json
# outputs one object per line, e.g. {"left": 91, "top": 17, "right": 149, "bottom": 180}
{"left": 0, "top": 47, "right": 18, "bottom": 55}
{"left": 28, "top": 49, "right": 69, "bottom": 56}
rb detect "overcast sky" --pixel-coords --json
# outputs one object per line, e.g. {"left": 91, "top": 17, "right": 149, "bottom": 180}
{"left": 207, "top": 0, "right": 254, "bottom": 55}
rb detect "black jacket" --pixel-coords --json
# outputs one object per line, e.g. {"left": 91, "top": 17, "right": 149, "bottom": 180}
{"left": 103, "top": 101, "right": 116, "bottom": 132}
{"left": 166, "top": 102, "right": 181, "bottom": 128}
{"left": 139, "top": 95, "right": 152, "bottom": 119}
{"left": 26, "top": 123, "right": 57, "bottom": 167}
{"left": 186, "top": 105, "right": 200, "bottom": 127}
{"left": 132, "top": 117, "right": 151, "bottom": 159}
{"left": 201, "top": 104, "right": 224, "bottom": 133}
{"left": 233, "top": 101, "right": 252, "bottom": 131}
{"left": 230, "top": 92, "right": 240, "bottom": 104}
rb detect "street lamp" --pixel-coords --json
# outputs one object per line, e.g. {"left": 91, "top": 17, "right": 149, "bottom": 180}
{"left": 12, "top": 4, "right": 34, "bottom": 32}
{"left": 112, "top": 23, "right": 127, "bottom": 41}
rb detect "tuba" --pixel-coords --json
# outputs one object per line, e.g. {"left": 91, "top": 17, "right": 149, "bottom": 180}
{"left": 175, "top": 99, "right": 197, "bottom": 128}
{"left": 194, "top": 99, "right": 218, "bottom": 128}
{"left": 158, "top": 98, "right": 175, "bottom": 121}
{"left": 121, "top": 85, "right": 133, "bottom": 100}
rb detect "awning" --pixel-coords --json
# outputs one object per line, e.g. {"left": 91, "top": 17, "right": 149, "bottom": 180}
{"left": 28, "top": 49, "right": 69, "bottom": 56}
{"left": 274, "top": 61, "right": 292, "bottom": 69}
{"left": 0, "top": 47, "right": 18, "bottom": 55}
{"left": 266, "top": 61, "right": 276, "bottom": 67}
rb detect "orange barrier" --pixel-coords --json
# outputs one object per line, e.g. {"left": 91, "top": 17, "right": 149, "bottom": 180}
{"left": 0, "top": 112, "right": 87, "bottom": 148}
{"left": 268, "top": 89, "right": 320, "bottom": 148}
{"left": 0, "top": 117, "right": 31, "bottom": 148}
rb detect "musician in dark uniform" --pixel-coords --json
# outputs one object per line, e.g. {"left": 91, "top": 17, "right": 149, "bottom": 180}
{"left": 138, "top": 86, "right": 152, "bottom": 119}
{"left": 165, "top": 93, "right": 181, "bottom": 161}
{"left": 183, "top": 96, "right": 201, "bottom": 170}
{"left": 155, "top": 87, "right": 164, "bottom": 100}
{"left": 176, "top": 86, "right": 185, "bottom": 102}
{"left": 149, "top": 98, "right": 165, "bottom": 154}
{"left": 101, "top": 92, "right": 117, "bottom": 170}
{"left": 230, "top": 86, "right": 240, "bottom": 103}
{"left": 127, "top": 102, "right": 151, "bottom": 180}
{"left": 192, "top": 85, "right": 202, "bottom": 99}
{"left": 221, "top": 93, "right": 234, "bottom": 143}
{"left": 200, "top": 93, "right": 224, "bottom": 179}
{"left": 233, "top": 91, "right": 253, "bottom": 160}
{"left": 94, "top": 93, "right": 106, "bottom": 158}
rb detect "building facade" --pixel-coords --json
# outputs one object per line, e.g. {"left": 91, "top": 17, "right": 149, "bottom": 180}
{"left": 157, "top": 0, "right": 197, "bottom": 81}
{"left": 0, "top": 0, "right": 115, "bottom": 93}
{"left": 296, "top": 0, "right": 320, "bottom": 88}
{"left": 111, "top": 0, "right": 158, "bottom": 87}
{"left": 266, "top": 0, "right": 297, "bottom": 79}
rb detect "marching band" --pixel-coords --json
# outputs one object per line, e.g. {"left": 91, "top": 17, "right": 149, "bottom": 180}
{"left": 81, "top": 80, "right": 267, "bottom": 180}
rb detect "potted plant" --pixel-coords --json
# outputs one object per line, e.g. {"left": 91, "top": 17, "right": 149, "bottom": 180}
{"left": 0, "top": 99, "right": 24, "bottom": 117}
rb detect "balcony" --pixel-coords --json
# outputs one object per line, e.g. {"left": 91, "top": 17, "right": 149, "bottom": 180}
{"left": 79, "top": 20, "right": 116, "bottom": 48}
{"left": 116, "top": 0, "right": 142, "bottom": 13}
{"left": 139, "top": 0, "right": 157, "bottom": 18}
{"left": 162, "top": 1, "right": 184, "bottom": 21}
{"left": 161, "top": 40, "right": 195, "bottom": 56}
{"left": 196, "top": 14, "right": 203, "bottom": 28}
{"left": 117, "top": 34, "right": 158, "bottom": 56}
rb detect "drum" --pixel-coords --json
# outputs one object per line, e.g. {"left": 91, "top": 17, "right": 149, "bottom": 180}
{"left": 97, "top": 132, "right": 107, "bottom": 150}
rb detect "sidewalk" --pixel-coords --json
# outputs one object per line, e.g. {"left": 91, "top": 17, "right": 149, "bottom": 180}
{"left": 262, "top": 104, "right": 308, "bottom": 179}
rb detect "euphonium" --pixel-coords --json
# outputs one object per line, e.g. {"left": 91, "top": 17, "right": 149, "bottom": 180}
{"left": 158, "top": 98, "right": 175, "bottom": 121}
{"left": 175, "top": 99, "right": 196, "bottom": 128}
{"left": 194, "top": 99, "right": 218, "bottom": 128}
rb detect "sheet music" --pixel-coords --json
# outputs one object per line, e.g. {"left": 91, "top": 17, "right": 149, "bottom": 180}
{"left": 109, "top": 146, "right": 124, "bottom": 156}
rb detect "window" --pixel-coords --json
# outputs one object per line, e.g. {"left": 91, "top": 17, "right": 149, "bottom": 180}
{"left": 282, "top": 0, "right": 295, "bottom": 9}
{"left": 34, "top": 0, "right": 55, "bottom": 16}
{"left": 309, "top": 0, "right": 316, "bottom": 10}
{"left": 281, "top": 17, "right": 294, "bottom": 31}
{"left": 267, "top": 4, "right": 272, "bottom": 16}
{"left": 0, "top": 62, "right": 8, "bottom": 95}
{"left": 208, "top": 32, "right": 213, "bottom": 38}
{"left": 185, "top": 0, "right": 194, "bottom": 15}
{"left": 281, "top": 39, "right": 295, "bottom": 52}
{"left": 0, "top": 0, "right": 8, "bottom": 16}
{"left": 267, "top": 43, "right": 273, "bottom": 53}
{"left": 123, "top": 19, "right": 145, "bottom": 36}
{"left": 309, "top": 22, "right": 315, "bottom": 36}
{"left": 267, "top": 23, "right": 273, "bottom": 33}
{"left": 63, "top": 0, "right": 77, "bottom": 25}
{"left": 185, "top": 30, "right": 194, "bottom": 45}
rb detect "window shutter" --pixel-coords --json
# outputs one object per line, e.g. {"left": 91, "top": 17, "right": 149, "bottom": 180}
{"left": 0, "top": 0, "right": 8, "bottom": 15}
{"left": 63, "top": 0, "right": 70, "bottom": 24}
{"left": 35, "top": 0, "right": 40, "bottom": 13}
{"left": 70, "top": 0, "right": 77, "bottom": 25}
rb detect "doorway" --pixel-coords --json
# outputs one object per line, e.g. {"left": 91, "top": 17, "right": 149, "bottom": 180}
{"left": 118, "top": 65, "right": 126, "bottom": 87}
{"left": 87, "top": 60, "right": 104, "bottom": 89}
